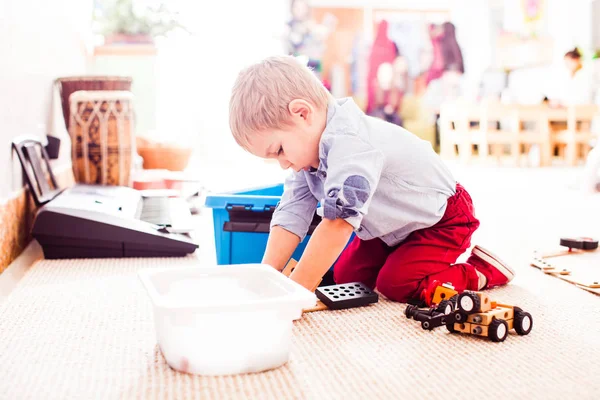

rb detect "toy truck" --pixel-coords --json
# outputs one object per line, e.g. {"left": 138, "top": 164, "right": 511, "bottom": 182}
{"left": 417, "top": 280, "right": 459, "bottom": 309}
{"left": 405, "top": 290, "right": 533, "bottom": 342}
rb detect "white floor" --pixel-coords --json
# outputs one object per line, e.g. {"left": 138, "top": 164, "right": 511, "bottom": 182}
{"left": 447, "top": 162, "right": 600, "bottom": 263}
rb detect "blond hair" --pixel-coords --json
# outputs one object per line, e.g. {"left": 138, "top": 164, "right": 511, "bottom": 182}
{"left": 229, "top": 55, "right": 332, "bottom": 149}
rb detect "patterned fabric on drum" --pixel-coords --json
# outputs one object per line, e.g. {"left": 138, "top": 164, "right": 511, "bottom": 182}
{"left": 69, "top": 91, "right": 134, "bottom": 186}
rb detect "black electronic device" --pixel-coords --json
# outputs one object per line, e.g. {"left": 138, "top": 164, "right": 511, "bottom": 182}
{"left": 12, "top": 136, "right": 198, "bottom": 259}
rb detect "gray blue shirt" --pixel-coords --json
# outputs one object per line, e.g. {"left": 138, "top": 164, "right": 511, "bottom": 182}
{"left": 270, "top": 98, "right": 457, "bottom": 247}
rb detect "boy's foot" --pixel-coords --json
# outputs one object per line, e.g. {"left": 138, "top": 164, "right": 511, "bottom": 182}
{"left": 468, "top": 245, "right": 515, "bottom": 289}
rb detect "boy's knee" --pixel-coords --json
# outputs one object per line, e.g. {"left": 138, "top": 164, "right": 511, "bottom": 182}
{"left": 376, "top": 281, "right": 414, "bottom": 303}
{"left": 375, "top": 269, "right": 420, "bottom": 303}
{"left": 333, "top": 262, "right": 354, "bottom": 284}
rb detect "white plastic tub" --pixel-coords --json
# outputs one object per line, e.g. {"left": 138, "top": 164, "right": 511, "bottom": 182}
{"left": 138, "top": 264, "right": 316, "bottom": 376}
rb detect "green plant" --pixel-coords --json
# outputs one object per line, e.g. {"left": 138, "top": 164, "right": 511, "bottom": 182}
{"left": 95, "top": 0, "right": 186, "bottom": 38}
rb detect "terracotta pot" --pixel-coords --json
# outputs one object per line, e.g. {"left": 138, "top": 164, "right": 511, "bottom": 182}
{"left": 104, "top": 33, "right": 154, "bottom": 45}
{"left": 137, "top": 146, "right": 193, "bottom": 171}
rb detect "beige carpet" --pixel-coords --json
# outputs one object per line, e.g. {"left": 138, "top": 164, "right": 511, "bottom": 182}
{"left": 1, "top": 164, "right": 600, "bottom": 399}
{"left": 0, "top": 255, "right": 598, "bottom": 400}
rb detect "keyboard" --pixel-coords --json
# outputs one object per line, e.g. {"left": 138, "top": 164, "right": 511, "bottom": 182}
{"left": 139, "top": 196, "right": 194, "bottom": 232}
{"left": 140, "top": 197, "right": 174, "bottom": 225}
{"left": 32, "top": 185, "right": 198, "bottom": 259}
{"left": 56, "top": 185, "right": 194, "bottom": 231}
{"left": 11, "top": 136, "right": 198, "bottom": 259}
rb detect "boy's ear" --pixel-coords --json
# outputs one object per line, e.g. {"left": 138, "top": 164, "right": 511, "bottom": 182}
{"left": 288, "top": 99, "right": 313, "bottom": 123}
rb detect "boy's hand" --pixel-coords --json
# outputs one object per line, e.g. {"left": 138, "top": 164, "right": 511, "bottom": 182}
{"left": 290, "top": 218, "right": 354, "bottom": 291}
{"left": 282, "top": 258, "right": 322, "bottom": 291}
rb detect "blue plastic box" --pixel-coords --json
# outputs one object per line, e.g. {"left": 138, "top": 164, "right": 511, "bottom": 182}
{"left": 204, "top": 183, "right": 317, "bottom": 265}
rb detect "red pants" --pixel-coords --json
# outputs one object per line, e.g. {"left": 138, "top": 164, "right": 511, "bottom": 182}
{"left": 334, "top": 184, "right": 480, "bottom": 303}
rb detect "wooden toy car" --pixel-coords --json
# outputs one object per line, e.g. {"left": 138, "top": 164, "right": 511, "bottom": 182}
{"left": 405, "top": 303, "right": 456, "bottom": 331}
{"left": 405, "top": 290, "right": 533, "bottom": 342}
{"left": 421, "top": 280, "right": 459, "bottom": 309}
{"left": 447, "top": 291, "right": 533, "bottom": 342}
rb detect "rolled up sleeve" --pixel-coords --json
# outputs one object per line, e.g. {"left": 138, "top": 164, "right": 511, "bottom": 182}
{"left": 322, "top": 134, "right": 384, "bottom": 230}
{"left": 270, "top": 171, "right": 318, "bottom": 241}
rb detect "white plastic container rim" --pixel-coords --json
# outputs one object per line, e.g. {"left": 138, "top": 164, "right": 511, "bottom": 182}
{"left": 138, "top": 263, "right": 317, "bottom": 314}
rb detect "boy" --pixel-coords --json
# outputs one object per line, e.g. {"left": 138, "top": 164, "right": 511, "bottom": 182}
{"left": 228, "top": 56, "right": 514, "bottom": 303}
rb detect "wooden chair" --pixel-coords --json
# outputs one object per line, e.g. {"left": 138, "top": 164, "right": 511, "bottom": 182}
{"left": 441, "top": 99, "right": 535, "bottom": 165}
{"left": 552, "top": 105, "right": 598, "bottom": 166}
{"left": 511, "top": 104, "right": 552, "bottom": 166}
{"left": 439, "top": 99, "right": 482, "bottom": 162}
{"left": 479, "top": 100, "right": 516, "bottom": 164}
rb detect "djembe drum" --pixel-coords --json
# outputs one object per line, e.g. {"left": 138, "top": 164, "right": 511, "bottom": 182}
{"left": 56, "top": 76, "right": 132, "bottom": 129}
{"left": 69, "top": 90, "right": 135, "bottom": 186}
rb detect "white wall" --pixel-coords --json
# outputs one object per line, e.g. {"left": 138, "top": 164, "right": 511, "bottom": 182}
{"left": 450, "top": 0, "right": 495, "bottom": 97}
{"left": 504, "top": 0, "right": 595, "bottom": 103}
{"left": 153, "top": 0, "right": 288, "bottom": 172}
{"left": 0, "top": 0, "right": 93, "bottom": 199}
{"left": 594, "top": 0, "right": 600, "bottom": 51}
{"left": 546, "top": 0, "right": 594, "bottom": 59}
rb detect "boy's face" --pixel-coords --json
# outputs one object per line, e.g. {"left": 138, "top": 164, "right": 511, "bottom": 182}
{"left": 247, "top": 99, "right": 325, "bottom": 172}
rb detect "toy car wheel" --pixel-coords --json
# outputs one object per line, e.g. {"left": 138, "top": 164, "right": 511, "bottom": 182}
{"left": 449, "top": 294, "right": 458, "bottom": 308}
{"left": 454, "top": 311, "right": 468, "bottom": 323}
{"left": 405, "top": 304, "right": 418, "bottom": 319}
{"left": 436, "top": 300, "right": 454, "bottom": 315}
{"left": 457, "top": 292, "right": 480, "bottom": 314}
{"left": 421, "top": 320, "right": 433, "bottom": 330}
{"left": 489, "top": 319, "right": 509, "bottom": 342}
{"left": 513, "top": 310, "right": 533, "bottom": 335}
{"left": 446, "top": 320, "right": 457, "bottom": 333}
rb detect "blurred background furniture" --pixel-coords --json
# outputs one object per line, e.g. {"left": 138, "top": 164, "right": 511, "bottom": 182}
{"left": 400, "top": 94, "right": 436, "bottom": 150}
{"left": 440, "top": 101, "right": 599, "bottom": 166}
{"left": 551, "top": 105, "right": 599, "bottom": 166}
